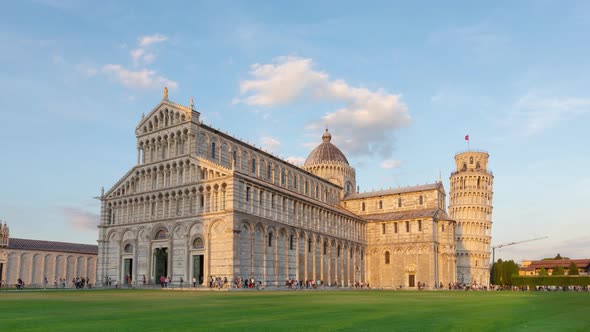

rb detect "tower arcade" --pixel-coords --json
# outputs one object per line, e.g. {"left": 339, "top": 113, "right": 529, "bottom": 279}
{"left": 448, "top": 151, "right": 493, "bottom": 286}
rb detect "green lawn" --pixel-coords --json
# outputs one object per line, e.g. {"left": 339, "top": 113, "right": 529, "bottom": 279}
{"left": 0, "top": 289, "right": 588, "bottom": 331}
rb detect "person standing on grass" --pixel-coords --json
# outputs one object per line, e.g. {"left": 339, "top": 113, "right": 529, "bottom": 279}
{"left": 160, "top": 275, "right": 165, "bottom": 288}
{"left": 193, "top": 277, "right": 196, "bottom": 288}
{"left": 180, "top": 277, "right": 184, "bottom": 288}
{"left": 142, "top": 275, "right": 146, "bottom": 286}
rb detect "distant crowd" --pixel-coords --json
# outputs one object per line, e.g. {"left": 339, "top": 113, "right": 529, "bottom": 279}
{"left": 0, "top": 276, "right": 92, "bottom": 290}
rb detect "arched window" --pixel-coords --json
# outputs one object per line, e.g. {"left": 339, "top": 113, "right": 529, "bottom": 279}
{"left": 124, "top": 244, "right": 133, "bottom": 253}
{"left": 268, "top": 233, "right": 273, "bottom": 247}
{"left": 192, "top": 237, "right": 204, "bottom": 249}
{"left": 462, "top": 163, "right": 467, "bottom": 171}
{"left": 378, "top": 200, "right": 383, "bottom": 209}
{"left": 337, "top": 245, "right": 341, "bottom": 257}
{"left": 323, "top": 241, "right": 328, "bottom": 255}
{"left": 308, "top": 238, "right": 312, "bottom": 253}
{"left": 289, "top": 235, "right": 294, "bottom": 250}
{"left": 382, "top": 223, "right": 386, "bottom": 234}
{"left": 361, "top": 202, "right": 366, "bottom": 211}
{"left": 476, "top": 161, "right": 481, "bottom": 169}
{"left": 210, "top": 142, "right": 216, "bottom": 159}
{"left": 470, "top": 157, "right": 474, "bottom": 164}
{"left": 419, "top": 195, "right": 423, "bottom": 205}
{"left": 398, "top": 198, "right": 402, "bottom": 208}
{"left": 155, "top": 229, "right": 168, "bottom": 240}
{"left": 251, "top": 158, "right": 256, "bottom": 174}
{"left": 385, "top": 251, "right": 390, "bottom": 264}
{"left": 405, "top": 221, "right": 410, "bottom": 233}
{"left": 442, "top": 224, "right": 445, "bottom": 232}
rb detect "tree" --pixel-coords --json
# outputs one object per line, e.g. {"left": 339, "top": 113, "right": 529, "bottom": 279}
{"left": 502, "top": 260, "right": 519, "bottom": 285}
{"left": 552, "top": 266, "right": 565, "bottom": 276}
{"left": 539, "top": 267, "right": 548, "bottom": 276}
{"left": 568, "top": 262, "right": 579, "bottom": 275}
{"left": 492, "top": 259, "right": 503, "bottom": 285}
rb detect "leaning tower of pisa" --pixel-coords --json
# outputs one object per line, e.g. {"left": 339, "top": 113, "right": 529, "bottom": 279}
{"left": 449, "top": 150, "right": 493, "bottom": 286}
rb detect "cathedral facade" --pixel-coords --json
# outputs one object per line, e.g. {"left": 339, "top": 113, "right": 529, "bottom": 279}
{"left": 97, "top": 91, "right": 493, "bottom": 289}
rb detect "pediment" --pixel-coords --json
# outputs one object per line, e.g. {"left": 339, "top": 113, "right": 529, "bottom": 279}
{"left": 135, "top": 99, "right": 200, "bottom": 136}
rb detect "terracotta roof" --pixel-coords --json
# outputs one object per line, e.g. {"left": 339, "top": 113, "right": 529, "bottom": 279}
{"left": 304, "top": 129, "right": 349, "bottom": 166}
{"left": 525, "top": 259, "right": 590, "bottom": 269}
{"left": 345, "top": 182, "right": 443, "bottom": 200}
{"left": 362, "top": 207, "right": 453, "bottom": 222}
{"left": 8, "top": 238, "right": 98, "bottom": 255}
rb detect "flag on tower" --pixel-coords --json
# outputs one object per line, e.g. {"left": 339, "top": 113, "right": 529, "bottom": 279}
{"left": 465, "top": 135, "right": 469, "bottom": 141}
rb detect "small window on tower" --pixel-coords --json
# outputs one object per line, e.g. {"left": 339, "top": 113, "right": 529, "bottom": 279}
{"left": 382, "top": 223, "right": 386, "bottom": 234}
{"left": 419, "top": 195, "right": 423, "bottom": 205}
{"left": 470, "top": 157, "right": 474, "bottom": 164}
{"left": 361, "top": 202, "right": 366, "bottom": 211}
{"left": 398, "top": 198, "right": 402, "bottom": 208}
{"left": 379, "top": 200, "right": 383, "bottom": 209}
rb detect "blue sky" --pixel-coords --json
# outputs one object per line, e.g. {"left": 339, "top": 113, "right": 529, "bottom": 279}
{"left": 1, "top": 0, "right": 589, "bottom": 262}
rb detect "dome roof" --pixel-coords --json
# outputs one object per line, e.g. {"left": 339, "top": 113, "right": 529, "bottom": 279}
{"left": 304, "top": 129, "right": 349, "bottom": 166}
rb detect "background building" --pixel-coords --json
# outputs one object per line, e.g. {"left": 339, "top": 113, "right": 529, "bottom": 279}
{"left": 520, "top": 259, "right": 590, "bottom": 276}
{"left": 0, "top": 222, "right": 98, "bottom": 287}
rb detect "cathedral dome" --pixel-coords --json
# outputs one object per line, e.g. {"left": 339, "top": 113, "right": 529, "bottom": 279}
{"left": 304, "top": 129, "right": 349, "bottom": 166}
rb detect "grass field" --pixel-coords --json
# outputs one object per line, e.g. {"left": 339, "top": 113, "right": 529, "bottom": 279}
{"left": 0, "top": 289, "right": 589, "bottom": 331}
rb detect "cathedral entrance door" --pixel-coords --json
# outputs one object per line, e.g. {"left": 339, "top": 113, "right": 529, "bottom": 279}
{"left": 192, "top": 255, "right": 204, "bottom": 285}
{"left": 123, "top": 259, "right": 133, "bottom": 284}
{"left": 408, "top": 274, "right": 415, "bottom": 288}
{"left": 154, "top": 248, "right": 168, "bottom": 284}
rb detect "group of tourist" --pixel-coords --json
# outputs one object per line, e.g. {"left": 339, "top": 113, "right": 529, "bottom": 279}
{"left": 208, "top": 276, "right": 228, "bottom": 288}
{"left": 72, "top": 276, "right": 91, "bottom": 289}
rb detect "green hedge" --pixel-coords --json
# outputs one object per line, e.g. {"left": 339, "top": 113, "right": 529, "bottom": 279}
{"left": 512, "top": 276, "right": 590, "bottom": 287}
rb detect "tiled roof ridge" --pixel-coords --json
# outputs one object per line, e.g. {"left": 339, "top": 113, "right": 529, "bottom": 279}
{"left": 8, "top": 238, "right": 98, "bottom": 255}
{"left": 346, "top": 182, "right": 442, "bottom": 200}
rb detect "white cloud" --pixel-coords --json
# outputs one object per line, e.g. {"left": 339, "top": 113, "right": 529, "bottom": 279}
{"left": 237, "top": 56, "right": 411, "bottom": 159}
{"left": 138, "top": 34, "right": 168, "bottom": 47}
{"left": 513, "top": 92, "right": 590, "bottom": 136}
{"left": 99, "top": 33, "right": 174, "bottom": 90}
{"left": 260, "top": 136, "right": 281, "bottom": 153}
{"left": 286, "top": 156, "right": 306, "bottom": 165}
{"left": 102, "top": 64, "right": 178, "bottom": 90}
{"left": 60, "top": 207, "right": 99, "bottom": 231}
{"left": 380, "top": 159, "right": 402, "bottom": 169}
{"left": 130, "top": 48, "right": 156, "bottom": 66}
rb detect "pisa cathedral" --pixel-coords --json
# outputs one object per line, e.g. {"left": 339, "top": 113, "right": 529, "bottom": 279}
{"left": 97, "top": 89, "right": 493, "bottom": 289}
